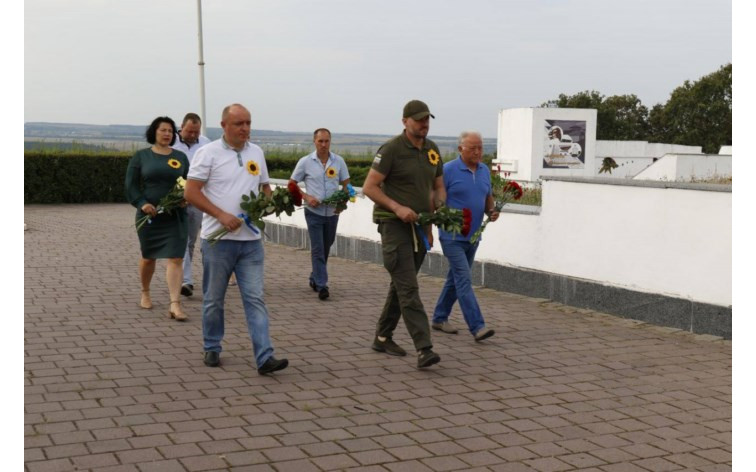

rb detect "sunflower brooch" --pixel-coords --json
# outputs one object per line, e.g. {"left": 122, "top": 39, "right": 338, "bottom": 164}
{"left": 427, "top": 149, "right": 440, "bottom": 166}
{"left": 167, "top": 158, "right": 182, "bottom": 169}
{"left": 326, "top": 167, "right": 337, "bottom": 178}
{"left": 246, "top": 160, "right": 260, "bottom": 176}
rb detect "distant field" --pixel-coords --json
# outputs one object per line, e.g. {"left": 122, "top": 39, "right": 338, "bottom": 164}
{"left": 24, "top": 122, "right": 497, "bottom": 157}
{"left": 24, "top": 139, "right": 142, "bottom": 153}
{"left": 24, "top": 139, "right": 380, "bottom": 160}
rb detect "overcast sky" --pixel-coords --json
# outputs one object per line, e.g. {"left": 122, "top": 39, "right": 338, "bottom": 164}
{"left": 24, "top": 0, "right": 731, "bottom": 137}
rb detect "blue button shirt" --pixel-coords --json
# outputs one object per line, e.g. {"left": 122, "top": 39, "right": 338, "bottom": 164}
{"left": 439, "top": 156, "right": 491, "bottom": 241}
{"left": 291, "top": 151, "right": 350, "bottom": 217}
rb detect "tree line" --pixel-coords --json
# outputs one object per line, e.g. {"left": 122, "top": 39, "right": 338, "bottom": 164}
{"left": 541, "top": 63, "right": 731, "bottom": 154}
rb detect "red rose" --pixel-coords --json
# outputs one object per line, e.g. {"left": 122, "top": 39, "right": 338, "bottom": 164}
{"left": 287, "top": 181, "right": 303, "bottom": 206}
{"left": 506, "top": 181, "right": 523, "bottom": 200}
{"left": 462, "top": 208, "right": 472, "bottom": 224}
{"left": 461, "top": 208, "right": 472, "bottom": 236}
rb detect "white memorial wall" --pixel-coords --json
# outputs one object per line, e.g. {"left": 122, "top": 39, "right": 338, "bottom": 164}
{"left": 494, "top": 107, "right": 598, "bottom": 181}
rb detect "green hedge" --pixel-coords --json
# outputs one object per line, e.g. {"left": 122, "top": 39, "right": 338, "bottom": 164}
{"left": 24, "top": 151, "right": 375, "bottom": 204}
{"left": 25, "top": 152, "right": 132, "bottom": 203}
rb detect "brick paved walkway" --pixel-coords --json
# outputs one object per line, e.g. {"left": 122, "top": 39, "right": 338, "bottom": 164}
{"left": 25, "top": 204, "right": 731, "bottom": 472}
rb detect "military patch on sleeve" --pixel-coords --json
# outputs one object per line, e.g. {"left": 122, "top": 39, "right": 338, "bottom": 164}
{"left": 372, "top": 153, "right": 382, "bottom": 165}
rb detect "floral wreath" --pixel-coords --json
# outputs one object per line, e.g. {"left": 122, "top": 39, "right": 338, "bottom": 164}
{"left": 326, "top": 167, "right": 337, "bottom": 178}
{"left": 427, "top": 149, "right": 440, "bottom": 166}
{"left": 246, "top": 160, "right": 260, "bottom": 176}
{"left": 167, "top": 158, "right": 182, "bottom": 169}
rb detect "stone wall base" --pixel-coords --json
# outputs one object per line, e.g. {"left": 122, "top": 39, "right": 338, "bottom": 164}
{"left": 264, "top": 222, "right": 731, "bottom": 340}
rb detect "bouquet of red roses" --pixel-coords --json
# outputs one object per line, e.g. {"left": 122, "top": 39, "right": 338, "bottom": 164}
{"left": 417, "top": 205, "right": 472, "bottom": 237}
{"left": 374, "top": 205, "right": 471, "bottom": 251}
{"left": 375, "top": 205, "right": 470, "bottom": 238}
{"left": 469, "top": 171, "right": 523, "bottom": 244}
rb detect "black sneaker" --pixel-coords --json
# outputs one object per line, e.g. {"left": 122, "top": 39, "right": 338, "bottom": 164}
{"left": 417, "top": 348, "right": 440, "bottom": 369}
{"left": 258, "top": 357, "right": 289, "bottom": 375}
{"left": 371, "top": 337, "right": 407, "bottom": 357}
{"left": 318, "top": 287, "right": 330, "bottom": 300}
{"left": 203, "top": 351, "right": 220, "bottom": 367}
{"left": 181, "top": 284, "right": 193, "bottom": 297}
{"left": 309, "top": 280, "right": 317, "bottom": 292}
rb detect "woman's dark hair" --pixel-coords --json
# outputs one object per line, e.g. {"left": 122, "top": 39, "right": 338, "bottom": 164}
{"left": 145, "top": 116, "right": 177, "bottom": 145}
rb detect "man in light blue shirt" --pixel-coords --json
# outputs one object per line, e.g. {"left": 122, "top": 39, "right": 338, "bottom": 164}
{"left": 172, "top": 112, "right": 211, "bottom": 298}
{"left": 289, "top": 128, "right": 350, "bottom": 300}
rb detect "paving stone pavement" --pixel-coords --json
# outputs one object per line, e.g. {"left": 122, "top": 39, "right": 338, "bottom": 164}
{"left": 25, "top": 204, "right": 732, "bottom": 472}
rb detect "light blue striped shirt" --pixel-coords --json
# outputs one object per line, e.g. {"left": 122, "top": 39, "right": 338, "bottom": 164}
{"left": 291, "top": 151, "right": 350, "bottom": 217}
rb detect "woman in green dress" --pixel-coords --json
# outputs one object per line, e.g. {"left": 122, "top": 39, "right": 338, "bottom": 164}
{"left": 125, "top": 116, "right": 190, "bottom": 321}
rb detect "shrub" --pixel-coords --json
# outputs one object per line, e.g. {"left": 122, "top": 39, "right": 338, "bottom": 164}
{"left": 25, "top": 151, "right": 132, "bottom": 203}
{"left": 25, "top": 149, "right": 539, "bottom": 205}
{"left": 24, "top": 149, "right": 375, "bottom": 203}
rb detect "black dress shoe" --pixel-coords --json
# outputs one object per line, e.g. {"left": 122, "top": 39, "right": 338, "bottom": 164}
{"left": 318, "top": 287, "right": 329, "bottom": 300}
{"left": 417, "top": 348, "right": 440, "bottom": 369}
{"left": 258, "top": 357, "right": 289, "bottom": 375}
{"left": 203, "top": 351, "right": 220, "bottom": 367}
{"left": 309, "top": 280, "right": 317, "bottom": 292}
{"left": 181, "top": 284, "right": 194, "bottom": 297}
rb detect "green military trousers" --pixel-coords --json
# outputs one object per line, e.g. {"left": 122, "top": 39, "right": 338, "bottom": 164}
{"left": 376, "top": 219, "right": 433, "bottom": 351}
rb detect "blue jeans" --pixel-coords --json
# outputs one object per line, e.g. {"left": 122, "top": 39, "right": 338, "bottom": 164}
{"left": 200, "top": 239, "right": 274, "bottom": 368}
{"left": 182, "top": 205, "right": 203, "bottom": 286}
{"left": 432, "top": 239, "right": 486, "bottom": 335}
{"left": 304, "top": 209, "right": 339, "bottom": 290}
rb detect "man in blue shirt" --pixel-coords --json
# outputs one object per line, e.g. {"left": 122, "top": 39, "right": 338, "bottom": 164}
{"left": 289, "top": 129, "right": 350, "bottom": 300}
{"left": 432, "top": 131, "right": 498, "bottom": 341}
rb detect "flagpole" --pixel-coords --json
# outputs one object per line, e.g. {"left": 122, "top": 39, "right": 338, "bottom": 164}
{"left": 196, "top": 0, "right": 207, "bottom": 135}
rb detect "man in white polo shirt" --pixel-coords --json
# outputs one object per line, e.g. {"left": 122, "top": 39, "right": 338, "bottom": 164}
{"left": 184, "top": 103, "right": 288, "bottom": 375}
{"left": 172, "top": 112, "right": 211, "bottom": 298}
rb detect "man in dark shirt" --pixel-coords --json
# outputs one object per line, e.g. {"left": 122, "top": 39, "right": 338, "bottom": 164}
{"left": 362, "top": 100, "right": 446, "bottom": 369}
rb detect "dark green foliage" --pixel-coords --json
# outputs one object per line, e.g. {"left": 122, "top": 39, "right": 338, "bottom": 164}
{"left": 25, "top": 152, "right": 132, "bottom": 203}
{"left": 599, "top": 157, "right": 620, "bottom": 174}
{"left": 267, "top": 156, "right": 373, "bottom": 186}
{"left": 648, "top": 64, "right": 732, "bottom": 153}
{"left": 344, "top": 164, "right": 370, "bottom": 187}
{"left": 25, "top": 149, "right": 376, "bottom": 204}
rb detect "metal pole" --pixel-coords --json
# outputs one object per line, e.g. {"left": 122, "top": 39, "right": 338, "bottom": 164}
{"left": 196, "top": 0, "right": 207, "bottom": 136}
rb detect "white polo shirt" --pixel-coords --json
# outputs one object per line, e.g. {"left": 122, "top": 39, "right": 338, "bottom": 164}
{"left": 188, "top": 138, "right": 269, "bottom": 241}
